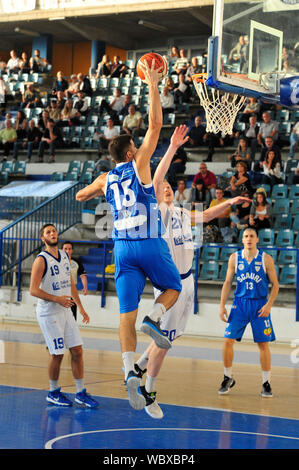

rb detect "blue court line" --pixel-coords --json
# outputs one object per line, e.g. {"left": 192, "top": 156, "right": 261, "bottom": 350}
{"left": 0, "top": 385, "right": 299, "bottom": 449}
{"left": 0, "top": 329, "right": 296, "bottom": 368}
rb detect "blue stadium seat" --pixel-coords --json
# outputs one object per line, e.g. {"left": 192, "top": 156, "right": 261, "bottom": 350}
{"left": 199, "top": 260, "right": 219, "bottom": 280}
{"left": 219, "top": 262, "right": 228, "bottom": 280}
{"left": 273, "top": 213, "right": 292, "bottom": 230}
{"left": 271, "top": 184, "right": 288, "bottom": 199}
{"left": 272, "top": 198, "right": 290, "bottom": 215}
{"left": 64, "top": 171, "right": 78, "bottom": 181}
{"left": 289, "top": 185, "right": 299, "bottom": 200}
{"left": 13, "top": 161, "right": 26, "bottom": 174}
{"left": 50, "top": 171, "right": 64, "bottom": 181}
{"left": 79, "top": 172, "right": 93, "bottom": 184}
{"left": 262, "top": 246, "right": 278, "bottom": 262}
{"left": 82, "top": 160, "right": 95, "bottom": 173}
{"left": 68, "top": 160, "right": 82, "bottom": 173}
{"left": 291, "top": 199, "right": 299, "bottom": 215}
{"left": 276, "top": 109, "right": 290, "bottom": 121}
{"left": 258, "top": 229, "right": 275, "bottom": 246}
{"left": 278, "top": 248, "right": 297, "bottom": 265}
{"left": 279, "top": 265, "right": 297, "bottom": 285}
{"left": 276, "top": 229, "right": 294, "bottom": 247}
{"left": 295, "top": 233, "right": 299, "bottom": 247}
{"left": 293, "top": 214, "right": 299, "bottom": 232}
{"left": 0, "top": 170, "right": 8, "bottom": 185}
{"left": 1, "top": 161, "right": 13, "bottom": 173}
{"left": 201, "top": 244, "right": 220, "bottom": 261}
{"left": 220, "top": 244, "right": 237, "bottom": 261}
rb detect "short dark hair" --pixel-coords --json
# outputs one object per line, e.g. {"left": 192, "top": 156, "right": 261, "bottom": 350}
{"left": 243, "top": 226, "right": 258, "bottom": 236}
{"left": 62, "top": 240, "right": 73, "bottom": 248}
{"left": 40, "top": 223, "right": 56, "bottom": 238}
{"left": 108, "top": 134, "right": 132, "bottom": 163}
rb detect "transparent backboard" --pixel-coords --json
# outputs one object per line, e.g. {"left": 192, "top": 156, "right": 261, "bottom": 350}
{"left": 209, "top": 0, "right": 299, "bottom": 98}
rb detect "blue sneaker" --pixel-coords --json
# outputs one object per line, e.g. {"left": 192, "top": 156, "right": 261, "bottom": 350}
{"left": 75, "top": 389, "right": 99, "bottom": 408}
{"left": 46, "top": 388, "right": 72, "bottom": 406}
{"left": 140, "top": 315, "right": 172, "bottom": 350}
{"left": 126, "top": 370, "right": 146, "bottom": 410}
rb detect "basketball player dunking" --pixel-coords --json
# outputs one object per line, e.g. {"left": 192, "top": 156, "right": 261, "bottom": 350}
{"left": 134, "top": 124, "right": 252, "bottom": 418}
{"left": 76, "top": 60, "right": 182, "bottom": 411}
{"left": 219, "top": 227, "right": 279, "bottom": 397}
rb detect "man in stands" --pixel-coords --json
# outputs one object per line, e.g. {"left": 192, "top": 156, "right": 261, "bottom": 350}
{"left": 0, "top": 119, "right": 17, "bottom": 161}
{"left": 29, "top": 49, "right": 49, "bottom": 73}
{"left": 121, "top": 104, "right": 146, "bottom": 139}
{"left": 77, "top": 73, "right": 93, "bottom": 97}
{"left": 185, "top": 116, "right": 206, "bottom": 147}
{"left": 73, "top": 91, "right": 90, "bottom": 117}
{"left": 192, "top": 162, "right": 217, "bottom": 204}
{"left": 99, "top": 88, "right": 125, "bottom": 123}
{"left": 6, "top": 50, "right": 20, "bottom": 73}
{"left": 13, "top": 119, "right": 42, "bottom": 162}
{"left": 173, "top": 49, "right": 189, "bottom": 75}
{"left": 37, "top": 118, "right": 63, "bottom": 163}
{"left": 257, "top": 112, "right": 278, "bottom": 147}
{"left": 110, "top": 56, "right": 128, "bottom": 78}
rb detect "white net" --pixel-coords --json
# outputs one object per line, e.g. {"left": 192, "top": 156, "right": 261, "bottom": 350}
{"left": 192, "top": 75, "right": 246, "bottom": 136}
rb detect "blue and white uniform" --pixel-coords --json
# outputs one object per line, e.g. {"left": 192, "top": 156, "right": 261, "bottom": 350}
{"left": 36, "top": 249, "right": 83, "bottom": 354}
{"left": 224, "top": 249, "right": 276, "bottom": 343}
{"left": 104, "top": 159, "right": 182, "bottom": 313}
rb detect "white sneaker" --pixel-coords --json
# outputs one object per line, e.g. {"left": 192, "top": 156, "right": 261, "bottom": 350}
{"left": 140, "top": 386, "right": 164, "bottom": 419}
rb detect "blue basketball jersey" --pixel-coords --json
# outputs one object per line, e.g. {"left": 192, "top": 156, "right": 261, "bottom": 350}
{"left": 234, "top": 249, "right": 269, "bottom": 299}
{"left": 104, "top": 159, "right": 164, "bottom": 240}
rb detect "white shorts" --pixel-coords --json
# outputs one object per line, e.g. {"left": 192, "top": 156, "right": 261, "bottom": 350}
{"left": 37, "top": 309, "right": 83, "bottom": 355}
{"left": 154, "top": 273, "right": 194, "bottom": 342}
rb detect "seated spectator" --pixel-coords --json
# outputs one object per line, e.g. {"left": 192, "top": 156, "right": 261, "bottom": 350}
{"left": 173, "top": 73, "right": 192, "bottom": 107}
{"left": 55, "top": 90, "right": 66, "bottom": 111}
{"left": 29, "top": 49, "right": 49, "bottom": 73}
{"left": 169, "top": 45, "right": 180, "bottom": 62}
{"left": 77, "top": 73, "right": 93, "bottom": 97}
{"left": 0, "top": 119, "right": 17, "bottom": 161}
{"left": 117, "top": 94, "right": 132, "bottom": 121}
{"left": 38, "top": 109, "right": 50, "bottom": 132}
{"left": 288, "top": 121, "right": 299, "bottom": 159}
{"left": 209, "top": 187, "right": 232, "bottom": 229}
{"left": 12, "top": 118, "right": 28, "bottom": 161}
{"left": 230, "top": 190, "right": 251, "bottom": 229}
{"left": 96, "top": 54, "right": 111, "bottom": 78}
{"left": 293, "top": 162, "right": 299, "bottom": 184}
{"left": 191, "top": 173, "right": 206, "bottom": 207}
{"left": 6, "top": 50, "right": 21, "bottom": 73}
{"left": 228, "top": 136, "right": 251, "bottom": 169}
{"left": 192, "top": 162, "right": 217, "bottom": 202}
{"left": 185, "top": 56, "right": 201, "bottom": 83}
{"left": 160, "top": 86, "right": 175, "bottom": 114}
{"left": 95, "top": 117, "right": 120, "bottom": 160}
{"left": 19, "top": 52, "right": 30, "bottom": 74}
{"left": 185, "top": 116, "right": 206, "bottom": 147}
{"left": 0, "top": 77, "right": 12, "bottom": 111}
{"left": 253, "top": 135, "right": 282, "bottom": 172}
{"left": 73, "top": 91, "right": 90, "bottom": 117}
{"left": 61, "top": 99, "right": 81, "bottom": 127}
{"left": 52, "top": 71, "right": 69, "bottom": 96}
{"left": 228, "top": 36, "right": 246, "bottom": 66}
{"left": 239, "top": 97, "right": 260, "bottom": 123}
{"left": 121, "top": 104, "right": 146, "bottom": 139}
{"left": 240, "top": 115, "right": 259, "bottom": 161}
{"left": 13, "top": 118, "right": 42, "bottom": 162}
{"left": 110, "top": 56, "right": 128, "bottom": 78}
{"left": 257, "top": 111, "right": 278, "bottom": 146}
{"left": 249, "top": 190, "right": 272, "bottom": 231}
{"left": 225, "top": 161, "right": 253, "bottom": 196}
{"left": 37, "top": 118, "right": 63, "bottom": 163}
{"left": 165, "top": 76, "right": 176, "bottom": 93}
{"left": 173, "top": 49, "right": 189, "bottom": 75}
{"left": 15, "top": 110, "right": 27, "bottom": 129}
{"left": 21, "top": 83, "right": 42, "bottom": 109}
{"left": 174, "top": 179, "right": 191, "bottom": 206}
{"left": 48, "top": 100, "right": 62, "bottom": 124}
{"left": 99, "top": 88, "right": 125, "bottom": 122}
{"left": 167, "top": 147, "right": 188, "bottom": 188}
{"left": 65, "top": 74, "right": 79, "bottom": 99}
{"left": 261, "top": 149, "right": 283, "bottom": 186}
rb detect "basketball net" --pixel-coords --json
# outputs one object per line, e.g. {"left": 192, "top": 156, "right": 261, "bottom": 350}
{"left": 192, "top": 73, "right": 246, "bottom": 135}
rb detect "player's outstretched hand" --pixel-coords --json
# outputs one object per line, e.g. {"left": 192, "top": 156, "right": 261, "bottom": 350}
{"left": 229, "top": 196, "right": 252, "bottom": 206}
{"left": 220, "top": 307, "right": 228, "bottom": 323}
{"left": 170, "top": 125, "right": 190, "bottom": 149}
{"left": 138, "top": 59, "right": 163, "bottom": 87}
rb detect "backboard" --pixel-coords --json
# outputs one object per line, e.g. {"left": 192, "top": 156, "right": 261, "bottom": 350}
{"left": 207, "top": 0, "right": 299, "bottom": 106}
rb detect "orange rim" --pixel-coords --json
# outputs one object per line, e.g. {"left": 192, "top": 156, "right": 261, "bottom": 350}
{"left": 191, "top": 72, "right": 207, "bottom": 83}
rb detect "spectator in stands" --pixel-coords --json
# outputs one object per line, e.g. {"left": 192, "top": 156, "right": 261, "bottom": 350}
{"left": 257, "top": 111, "right": 278, "bottom": 146}
{"left": 121, "top": 104, "right": 146, "bottom": 139}
{"left": 117, "top": 93, "right": 132, "bottom": 121}
{"left": 239, "top": 97, "right": 260, "bottom": 123}
{"left": 110, "top": 56, "right": 128, "bottom": 78}
{"left": 77, "top": 73, "right": 93, "bottom": 97}
{"left": 240, "top": 115, "right": 259, "bottom": 161}
{"left": 48, "top": 100, "right": 62, "bottom": 124}
{"left": 95, "top": 117, "right": 120, "bottom": 160}
{"left": 191, "top": 172, "right": 206, "bottom": 207}
{"left": 61, "top": 99, "right": 80, "bottom": 126}
{"left": 13, "top": 118, "right": 42, "bottom": 162}
{"left": 165, "top": 76, "right": 176, "bottom": 93}
{"left": 73, "top": 91, "right": 90, "bottom": 117}
{"left": 170, "top": 45, "right": 180, "bottom": 61}
{"left": 55, "top": 90, "right": 66, "bottom": 111}
{"left": 15, "top": 110, "right": 27, "bottom": 129}
{"left": 228, "top": 136, "right": 251, "bottom": 169}
{"left": 293, "top": 162, "right": 299, "bottom": 184}
{"left": 29, "top": 49, "right": 49, "bottom": 73}
{"left": 253, "top": 135, "right": 282, "bottom": 172}
{"left": 38, "top": 109, "right": 50, "bottom": 132}
{"left": 96, "top": 54, "right": 111, "bottom": 78}
{"left": 225, "top": 160, "right": 253, "bottom": 197}
{"left": 19, "top": 52, "right": 30, "bottom": 74}
{"left": 174, "top": 179, "right": 191, "bottom": 205}
{"left": 173, "top": 73, "right": 192, "bottom": 107}
{"left": 185, "top": 116, "right": 206, "bottom": 147}
{"left": 160, "top": 86, "right": 175, "bottom": 114}
{"left": 0, "top": 77, "right": 12, "bottom": 111}
{"left": 37, "top": 118, "right": 63, "bottom": 163}
{"left": 12, "top": 118, "right": 28, "bottom": 161}
{"left": 209, "top": 187, "right": 232, "bottom": 230}
{"left": 52, "top": 71, "right": 69, "bottom": 97}
{"left": 167, "top": 147, "right": 188, "bottom": 188}
{"left": 0, "top": 58, "right": 6, "bottom": 73}
{"left": 249, "top": 190, "right": 272, "bottom": 231}
{"left": 288, "top": 121, "right": 299, "bottom": 160}
{"left": 185, "top": 56, "right": 201, "bottom": 83}
{"left": 21, "top": 83, "right": 42, "bottom": 109}
{"left": 99, "top": 88, "right": 125, "bottom": 122}
{"left": 230, "top": 190, "right": 251, "bottom": 230}
{"left": 192, "top": 162, "right": 217, "bottom": 202}
{"left": 173, "top": 49, "right": 189, "bottom": 75}
{"left": 65, "top": 74, "right": 79, "bottom": 99}
{"left": 6, "top": 50, "right": 21, "bottom": 73}
{"left": 0, "top": 119, "right": 17, "bottom": 161}
{"left": 261, "top": 149, "right": 283, "bottom": 186}
{"left": 228, "top": 36, "right": 245, "bottom": 65}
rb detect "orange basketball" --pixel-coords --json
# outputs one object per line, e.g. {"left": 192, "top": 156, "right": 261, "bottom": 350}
{"left": 136, "top": 52, "right": 168, "bottom": 82}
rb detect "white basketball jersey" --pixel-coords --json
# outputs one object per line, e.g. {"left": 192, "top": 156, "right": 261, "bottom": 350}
{"left": 36, "top": 249, "right": 72, "bottom": 317}
{"left": 159, "top": 202, "right": 194, "bottom": 275}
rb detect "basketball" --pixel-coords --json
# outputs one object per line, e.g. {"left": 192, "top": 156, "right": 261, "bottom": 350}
{"left": 136, "top": 52, "right": 168, "bottom": 82}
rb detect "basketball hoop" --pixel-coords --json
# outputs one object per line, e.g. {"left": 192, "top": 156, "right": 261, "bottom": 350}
{"left": 192, "top": 73, "right": 246, "bottom": 136}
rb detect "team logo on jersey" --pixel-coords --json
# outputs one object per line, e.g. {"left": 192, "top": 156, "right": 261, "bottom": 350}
{"left": 264, "top": 327, "right": 272, "bottom": 337}
{"left": 255, "top": 266, "right": 260, "bottom": 272}
{"left": 238, "top": 263, "right": 244, "bottom": 270}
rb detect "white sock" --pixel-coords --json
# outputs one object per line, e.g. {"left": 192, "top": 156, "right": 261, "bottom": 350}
{"left": 145, "top": 374, "right": 156, "bottom": 393}
{"left": 224, "top": 367, "right": 232, "bottom": 378}
{"left": 262, "top": 370, "right": 271, "bottom": 384}
{"left": 122, "top": 351, "right": 135, "bottom": 380}
{"left": 49, "top": 380, "right": 59, "bottom": 391}
{"left": 75, "top": 378, "right": 84, "bottom": 393}
{"left": 148, "top": 303, "right": 166, "bottom": 322}
{"left": 136, "top": 351, "right": 149, "bottom": 371}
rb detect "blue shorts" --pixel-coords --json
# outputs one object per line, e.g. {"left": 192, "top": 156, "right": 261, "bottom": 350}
{"left": 224, "top": 297, "right": 276, "bottom": 343}
{"left": 114, "top": 238, "right": 182, "bottom": 314}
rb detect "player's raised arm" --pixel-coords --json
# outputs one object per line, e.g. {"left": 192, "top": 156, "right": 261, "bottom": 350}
{"left": 134, "top": 60, "right": 163, "bottom": 185}
{"left": 76, "top": 172, "right": 107, "bottom": 202}
{"left": 153, "top": 125, "right": 189, "bottom": 204}
{"left": 192, "top": 195, "right": 252, "bottom": 224}
{"left": 258, "top": 253, "right": 279, "bottom": 318}
{"left": 219, "top": 253, "right": 236, "bottom": 323}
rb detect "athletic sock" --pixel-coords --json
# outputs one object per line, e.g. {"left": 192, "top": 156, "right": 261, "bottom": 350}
{"left": 262, "top": 370, "right": 271, "bottom": 384}
{"left": 148, "top": 303, "right": 166, "bottom": 322}
{"left": 145, "top": 374, "right": 157, "bottom": 394}
{"left": 224, "top": 367, "right": 232, "bottom": 378}
{"left": 49, "top": 380, "right": 59, "bottom": 391}
{"left": 136, "top": 351, "right": 149, "bottom": 371}
{"left": 122, "top": 351, "right": 135, "bottom": 380}
{"left": 75, "top": 378, "right": 85, "bottom": 393}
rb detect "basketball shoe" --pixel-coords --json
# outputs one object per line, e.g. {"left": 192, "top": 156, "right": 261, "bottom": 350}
{"left": 140, "top": 316, "right": 172, "bottom": 350}
{"left": 261, "top": 381, "right": 273, "bottom": 397}
{"left": 46, "top": 387, "right": 72, "bottom": 406}
{"left": 75, "top": 389, "right": 99, "bottom": 408}
{"left": 126, "top": 370, "right": 146, "bottom": 410}
{"left": 218, "top": 375, "right": 236, "bottom": 395}
{"left": 140, "top": 386, "right": 163, "bottom": 419}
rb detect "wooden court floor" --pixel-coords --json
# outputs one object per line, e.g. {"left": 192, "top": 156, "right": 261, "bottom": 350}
{"left": 0, "top": 320, "right": 298, "bottom": 421}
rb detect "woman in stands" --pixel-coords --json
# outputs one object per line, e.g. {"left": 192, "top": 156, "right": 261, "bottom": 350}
{"left": 249, "top": 190, "right": 272, "bottom": 232}
{"left": 262, "top": 149, "right": 283, "bottom": 186}
{"left": 96, "top": 54, "right": 111, "bottom": 78}
{"left": 226, "top": 161, "right": 253, "bottom": 197}
{"left": 61, "top": 99, "right": 80, "bottom": 127}
{"left": 228, "top": 137, "right": 251, "bottom": 169}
